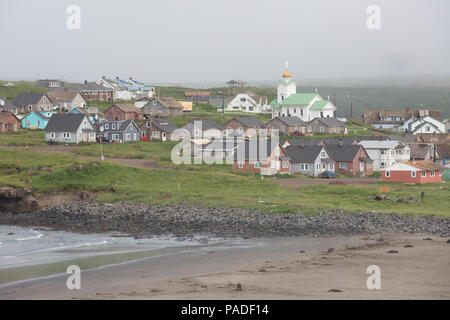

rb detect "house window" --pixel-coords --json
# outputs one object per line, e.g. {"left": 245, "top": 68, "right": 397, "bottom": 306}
{"left": 112, "top": 123, "right": 116, "bottom": 130}
{"left": 275, "top": 148, "right": 280, "bottom": 156}
{"left": 134, "top": 133, "right": 137, "bottom": 140}
{"left": 380, "top": 162, "right": 386, "bottom": 167}
{"left": 254, "top": 161, "right": 261, "bottom": 169}
{"left": 329, "top": 163, "right": 334, "bottom": 170}
{"left": 240, "top": 97, "right": 246, "bottom": 102}
{"left": 422, "top": 171, "right": 426, "bottom": 177}
{"left": 152, "top": 131, "right": 160, "bottom": 138}
{"left": 320, "top": 127, "right": 324, "bottom": 133}
{"left": 320, "top": 151, "right": 326, "bottom": 158}
{"left": 411, "top": 171, "right": 416, "bottom": 177}
{"left": 322, "top": 163, "right": 326, "bottom": 170}
{"left": 63, "top": 132, "right": 70, "bottom": 138}
{"left": 380, "top": 150, "right": 386, "bottom": 155}
{"left": 280, "top": 126, "right": 285, "bottom": 133}
{"left": 282, "top": 161, "right": 289, "bottom": 168}
{"left": 301, "top": 163, "right": 309, "bottom": 171}
{"left": 385, "top": 171, "right": 390, "bottom": 177}
{"left": 112, "top": 134, "right": 119, "bottom": 140}
{"left": 300, "top": 109, "right": 303, "bottom": 117}
{"left": 105, "top": 123, "right": 109, "bottom": 129}
{"left": 238, "top": 161, "right": 244, "bottom": 169}
{"left": 125, "top": 133, "right": 130, "bottom": 140}
{"left": 50, "top": 132, "right": 56, "bottom": 139}
{"left": 153, "top": 100, "right": 157, "bottom": 105}
{"left": 439, "top": 170, "right": 442, "bottom": 176}
{"left": 316, "top": 164, "right": 320, "bottom": 170}
{"left": 339, "top": 162, "right": 347, "bottom": 169}
{"left": 430, "top": 170, "right": 435, "bottom": 177}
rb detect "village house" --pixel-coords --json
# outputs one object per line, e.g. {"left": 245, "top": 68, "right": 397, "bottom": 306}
{"left": 307, "top": 117, "right": 347, "bottom": 135}
{"left": 201, "top": 138, "right": 241, "bottom": 163}
{"left": 100, "top": 120, "right": 141, "bottom": 143}
{"left": 266, "top": 116, "right": 307, "bottom": 136}
{"left": 140, "top": 118, "right": 180, "bottom": 142}
{"left": 104, "top": 104, "right": 144, "bottom": 121}
{"left": 381, "top": 161, "right": 444, "bottom": 184}
{"left": 223, "top": 117, "right": 267, "bottom": 137}
{"left": 409, "top": 144, "right": 439, "bottom": 161}
{"left": 56, "top": 82, "right": 115, "bottom": 101}
{"left": 358, "top": 140, "right": 410, "bottom": 171}
{"left": 437, "top": 143, "right": 450, "bottom": 167}
{"left": 44, "top": 113, "right": 96, "bottom": 144}
{"left": 270, "top": 66, "right": 337, "bottom": 121}
{"left": 232, "top": 139, "right": 290, "bottom": 175}
{"left": 12, "top": 93, "right": 53, "bottom": 113}
{"left": 70, "top": 107, "right": 102, "bottom": 125}
{"left": 21, "top": 111, "right": 54, "bottom": 129}
{"left": 406, "top": 116, "right": 446, "bottom": 135}
{"left": 97, "top": 76, "right": 132, "bottom": 100}
{"left": 140, "top": 97, "right": 183, "bottom": 117}
{"left": 284, "top": 144, "right": 334, "bottom": 176}
{"left": 363, "top": 108, "right": 442, "bottom": 132}
{"left": 225, "top": 91, "right": 270, "bottom": 113}
{"left": 325, "top": 144, "right": 373, "bottom": 176}
{"left": 48, "top": 90, "right": 87, "bottom": 111}
{"left": 184, "top": 91, "right": 210, "bottom": 103}
{"left": 0, "top": 96, "right": 19, "bottom": 114}
{"left": 35, "top": 79, "right": 64, "bottom": 88}
{"left": 0, "top": 112, "right": 20, "bottom": 133}
{"left": 182, "top": 119, "right": 223, "bottom": 139}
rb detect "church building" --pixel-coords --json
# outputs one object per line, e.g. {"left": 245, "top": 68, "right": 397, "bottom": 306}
{"left": 270, "top": 65, "right": 337, "bottom": 121}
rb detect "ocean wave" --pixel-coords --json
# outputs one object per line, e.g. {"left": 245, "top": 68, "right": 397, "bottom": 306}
{"left": 14, "top": 230, "right": 44, "bottom": 241}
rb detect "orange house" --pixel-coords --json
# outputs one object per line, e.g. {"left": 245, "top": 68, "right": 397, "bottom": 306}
{"left": 381, "top": 161, "right": 444, "bottom": 184}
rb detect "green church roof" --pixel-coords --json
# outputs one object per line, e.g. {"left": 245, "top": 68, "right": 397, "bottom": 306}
{"left": 281, "top": 93, "right": 318, "bottom": 106}
{"left": 269, "top": 98, "right": 281, "bottom": 109}
{"left": 309, "top": 100, "right": 329, "bottom": 110}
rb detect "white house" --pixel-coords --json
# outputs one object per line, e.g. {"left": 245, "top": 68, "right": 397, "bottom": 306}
{"left": 44, "top": 114, "right": 96, "bottom": 144}
{"left": 358, "top": 140, "right": 410, "bottom": 171}
{"left": 225, "top": 91, "right": 270, "bottom": 113}
{"left": 270, "top": 65, "right": 337, "bottom": 122}
{"left": 407, "top": 116, "right": 446, "bottom": 135}
{"left": 97, "top": 77, "right": 133, "bottom": 100}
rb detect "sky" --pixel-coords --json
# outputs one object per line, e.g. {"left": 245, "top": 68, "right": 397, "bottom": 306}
{"left": 0, "top": 0, "right": 449, "bottom": 85}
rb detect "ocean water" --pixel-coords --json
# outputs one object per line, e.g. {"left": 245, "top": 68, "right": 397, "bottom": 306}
{"left": 0, "top": 225, "right": 243, "bottom": 286}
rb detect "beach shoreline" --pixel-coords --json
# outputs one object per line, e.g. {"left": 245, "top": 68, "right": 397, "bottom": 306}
{"left": 1, "top": 232, "right": 449, "bottom": 299}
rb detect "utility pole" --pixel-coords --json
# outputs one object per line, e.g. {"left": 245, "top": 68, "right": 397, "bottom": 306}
{"left": 195, "top": 88, "right": 199, "bottom": 112}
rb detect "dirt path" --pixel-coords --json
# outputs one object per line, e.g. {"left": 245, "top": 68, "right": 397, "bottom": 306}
{"left": 0, "top": 145, "right": 160, "bottom": 169}
{"left": 275, "top": 176, "right": 380, "bottom": 188}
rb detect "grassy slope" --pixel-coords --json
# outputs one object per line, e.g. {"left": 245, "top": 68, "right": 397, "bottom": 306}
{"left": 0, "top": 81, "right": 48, "bottom": 101}
{"left": 1, "top": 148, "right": 449, "bottom": 217}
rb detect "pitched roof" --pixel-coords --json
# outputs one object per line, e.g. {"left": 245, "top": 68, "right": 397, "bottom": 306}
{"left": 288, "top": 138, "right": 323, "bottom": 146}
{"left": 0, "top": 112, "right": 20, "bottom": 122}
{"left": 59, "top": 82, "right": 115, "bottom": 91}
{"left": 313, "top": 117, "right": 345, "bottom": 127}
{"left": 325, "top": 145, "right": 363, "bottom": 162}
{"left": 227, "top": 117, "right": 266, "bottom": 128}
{"left": 44, "top": 113, "right": 86, "bottom": 133}
{"left": 284, "top": 145, "right": 323, "bottom": 163}
{"left": 358, "top": 140, "right": 403, "bottom": 149}
{"left": 150, "top": 118, "right": 178, "bottom": 133}
{"left": 109, "top": 104, "right": 142, "bottom": 113}
{"left": 186, "top": 119, "right": 223, "bottom": 131}
{"left": 48, "top": 90, "right": 81, "bottom": 103}
{"left": 409, "top": 144, "right": 434, "bottom": 160}
{"left": 269, "top": 98, "right": 281, "bottom": 109}
{"left": 322, "top": 137, "right": 357, "bottom": 145}
{"left": 270, "top": 116, "right": 307, "bottom": 127}
{"left": 184, "top": 91, "right": 210, "bottom": 97}
{"left": 309, "top": 100, "right": 330, "bottom": 111}
{"left": 437, "top": 143, "right": 450, "bottom": 158}
{"left": 280, "top": 93, "right": 318, "bottom": 106}
{"left": 157, "top": 97, "right": 183, "bottom": 110}
{"left": 12, "top": 93, "right": 46, "bottom": 106}
{"left": 401, "top": 160, "right": 445, "bottom": 171}
{"left": 22, "top": 111, "right": 52, "bottom": 121}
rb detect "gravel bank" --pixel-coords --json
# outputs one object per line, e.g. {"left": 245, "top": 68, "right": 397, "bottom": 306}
{"left": 1, "top": 201, "right": 449, "bottom": 238}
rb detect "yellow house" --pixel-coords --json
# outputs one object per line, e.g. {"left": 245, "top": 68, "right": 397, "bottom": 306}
{"left": 177, "top": 101, "right": 193, "bottom": 112}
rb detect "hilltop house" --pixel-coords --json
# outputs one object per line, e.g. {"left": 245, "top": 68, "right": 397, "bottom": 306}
{"left": 270, "top": 67, "right": 337, "bottom": 121}
{"left": 307, "top": 117, "right": 347, "bottom": 135}
{"left": 0, "top": 96, "right": 19, "bottom": 114}
{"left": 12, "top": 93, "right": 53, "bottom": 113}
{"left": 223, "top": 117, "right": 267, "bottom": 137}
{"left": 0, "top": 112, "right": 20, "bottom": 133}
{"left": 381, "top": 161, "right": 444, "bottom": 184}
{"left": 36, "top": 79, "right": 64, "bottom": 88}
{"left": 182, "top": 119, "right": 223, "bottom": 139}
{"left": 100, "top": 120, "right": 141, "bottom": 143}
{"left": 184, "top": 91, "right": 210, "bottom": 103}
{"left": 44, "top": 114, "right": 96, "bottom": 144}
{"left": 267, "top": 116, "right": 307, "bottom": 136}
{"left": 104, "top": 104, "right": 144, "bottom": 121}
{"left": 97, "top": 77, "right": 154, "bottom": 100}
{"left": 325, "top": 144, "right": 373, "bottom": 176}
{"left": 141, "top": 97, "right": 183, "bottom": 117}
{"left": 55, "top": 82, "right": 114, "bottom": 101}
{"left": 363, "top": 108, "right": 442, "bottom": 131}
{"left": 358, "top": 140, "right": 410, "bottom": 171}
{"left": 48, "top": 90, "right": 87, "bottom": 111}
{"left": 225, "top": 91, "right": 270, "bottom": 113}
{"left": 284, "top": 145, "right": 334, "bottom": 176}
{"left": 406, "top": 116, "right": 446, "bottom": 135}
{"left": 21, "top": 111, "right": 55, "bottom": 129}
{"left": 140, "top": 118, "right": 180, "bottom": 142}
{"left": 232, "top": 139, "right": 290, "bottom": 175}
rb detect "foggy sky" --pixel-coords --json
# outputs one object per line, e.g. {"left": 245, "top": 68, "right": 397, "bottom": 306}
{"left": 1, "top": 0, "right": 449, "bottom": 85}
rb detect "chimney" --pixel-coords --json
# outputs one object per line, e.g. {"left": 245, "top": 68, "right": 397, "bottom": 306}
{"left": 84, "top": 80, "right": 87, "bottom": 84}
{"left": 339, "top": 138, "right": 344, "bottom": 147}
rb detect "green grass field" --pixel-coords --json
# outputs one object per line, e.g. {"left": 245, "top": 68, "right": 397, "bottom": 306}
{"left": 1, "top": 148, "right": 449, "bottom": 217}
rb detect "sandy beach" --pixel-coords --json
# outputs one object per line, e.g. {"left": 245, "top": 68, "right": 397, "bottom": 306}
{"left": 1, "top": 232, "right": 449, "bottom": 300}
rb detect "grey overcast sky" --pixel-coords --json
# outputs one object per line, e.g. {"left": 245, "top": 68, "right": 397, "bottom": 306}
{"left": 0, "top": 0, "right": 449, "bottom": 84}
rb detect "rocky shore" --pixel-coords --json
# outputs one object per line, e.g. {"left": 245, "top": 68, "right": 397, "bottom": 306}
{"left": 1, "top": 201, "right": 449, "bottom": 238}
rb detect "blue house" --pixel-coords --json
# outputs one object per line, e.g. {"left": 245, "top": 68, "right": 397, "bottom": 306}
{"left": 21, "top": 111, "right": 55, "bottom": 129}
{"left": 70, "top": 107, "right": 101, "bottom": 125}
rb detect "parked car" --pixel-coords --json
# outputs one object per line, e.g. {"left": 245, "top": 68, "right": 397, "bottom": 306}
{"left": 320, "top": 171, "right": 337, "bottom": 178}
{"left": 96, "top": 136, "right": 111, "bottom": 143}
{"left": 290, "top": 131, "right": 304, "bottom": 136}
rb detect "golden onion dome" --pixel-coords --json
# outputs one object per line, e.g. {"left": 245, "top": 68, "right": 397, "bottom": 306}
{"left": 282, "top": 69, "right": 291, "bottom": 78}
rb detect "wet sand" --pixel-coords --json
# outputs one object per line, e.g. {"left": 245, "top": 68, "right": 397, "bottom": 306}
{"left": 1, "top": 232, "right": 449, "bottom": 299}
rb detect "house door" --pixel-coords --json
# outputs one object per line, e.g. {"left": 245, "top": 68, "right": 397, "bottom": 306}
{"left": 360, "top": 162, "right": 364, "bottom": 172}
{"left": 162, "top": 132, "right": 167, "bottom": 141}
